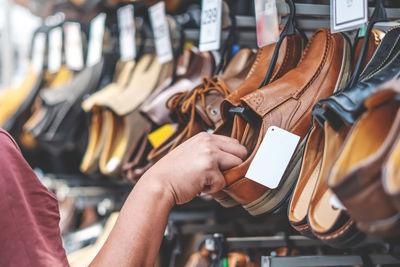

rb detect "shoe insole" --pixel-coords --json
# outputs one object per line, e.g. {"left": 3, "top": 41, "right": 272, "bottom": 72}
{"left": 290, "top": 125, "right": 324, "bottom": 223}
{"left": 331, "top": 102, "right": 398, "bottom": 184}
{"left": 308, "top": 123, "right": 349, "bottom": 233}
{"left": 292, "top": 158, "right": 322, "bottom": 222}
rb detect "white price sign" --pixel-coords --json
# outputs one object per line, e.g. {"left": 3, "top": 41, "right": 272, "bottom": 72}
{"left": 64, "top": 22, "right": 84, "bottom": 71}
{"left": 199, "top": 0, "right": 222, "bottom": 52}
{"left": 32, "top": 32, "right": 46, "bottom": 73}
{"left": 117, "top": 5, "right": 137, "bottom": 61}
{"left": 87, "top": 13, "right": 107, "bottom": 67}
{"left": 331, "top": 0, "right": 368, "bottom": 33}
{"left": 149, "top": 2, "right": 173, "bottom": 64}
{"left": 48, "top": 27, "right": 63, "bottom": 73}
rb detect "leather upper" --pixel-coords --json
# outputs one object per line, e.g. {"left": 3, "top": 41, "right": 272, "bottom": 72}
{"left": 140, "top": 51, "right": 216, "bottom": 125}
{"left": 217, "top": 31, "right": 302, "bottom": 129}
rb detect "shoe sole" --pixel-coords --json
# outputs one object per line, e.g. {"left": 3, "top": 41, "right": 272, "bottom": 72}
{"left": 242, "top": 37, "right": 352, "bottom": 216}
{"left": 214, "top": 195, "right": 240, "bottom": 207}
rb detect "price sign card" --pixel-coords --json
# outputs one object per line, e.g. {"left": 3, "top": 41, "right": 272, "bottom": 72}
{"left": 32, "top": 32, "right": 46, "bottom": 73}
{"left": 117, "top": 5, "right": 137, "bottom": 61}
{"left": 254, "top": 0, "right": 280, "bottom": 47}
{"left": 87, "top": 13, "right": 107, "bottom": 67}
{"left": 48, "top": 27, "right": 63, "bottom": 73}
{"left": 149, "top": 2, "right": 174, "bottom": 64}
{"left": 246, "top": 126, "right": 300, "bottom": 189}
{"left": 331, "top": 0, "right": 368, "bottom": 33}
{"left": 64, "top": 22, "right": 84, "bottom": 71}
{"left": 199, "top": 0, "right": 222, "bottom": 52}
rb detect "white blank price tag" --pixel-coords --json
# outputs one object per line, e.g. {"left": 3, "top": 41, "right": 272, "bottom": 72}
{"left": 331, "top": 0, "right": 368, "bottom": 33}
{"left": 118, "top": 5, "right": 136, "bottom": 61}
{"left": 64, "top": 22, "right": 84, "bottom": 71}
{"left": 48, "top": 27, "right": 63, "bottom": 73}
{"left": 87, "top": 13, "right": 107, "bottom": 67}
{"left": 246, "top": 126, "right": 300, "bottom": 189}
{"left": 149, "top": 2, "right": 173, "bottom": 64}
{"left": 199, "top": 0, "right": 222, "bottom": 52}
{"left": 32, "top": 32, "right": 46, "bottom": 73}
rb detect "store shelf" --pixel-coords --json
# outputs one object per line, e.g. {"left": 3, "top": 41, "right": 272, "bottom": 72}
{"left": 261, "top": 254, "right": 400, "bottom": 267}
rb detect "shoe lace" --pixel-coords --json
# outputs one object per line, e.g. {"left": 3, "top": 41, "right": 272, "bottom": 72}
{"left": 167, "top": 76, "right": 231, "bottom": 136}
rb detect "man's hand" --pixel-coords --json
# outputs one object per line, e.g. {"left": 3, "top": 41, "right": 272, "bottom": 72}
{"left": 91, "top": 132, "right": 247, "bottom": 267}
{"left": 143, "top": 132, "right": 248, "bottom": 205}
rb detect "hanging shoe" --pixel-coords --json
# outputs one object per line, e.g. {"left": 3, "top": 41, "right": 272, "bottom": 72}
{"left": 212, "top": 31, "right": 303, "bottom": 207}
{"left": 328, "top": 80, "right": 400, "bottom": 237}
{"left": 147, "top": 48, "right": 257, "bottom": 165}
{"left": 140, "top": 51, "right": 216, "bottom": 126}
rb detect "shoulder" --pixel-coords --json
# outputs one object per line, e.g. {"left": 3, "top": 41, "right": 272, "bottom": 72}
{"left": 0, "top": 129, "right": 21, "bottom": 152}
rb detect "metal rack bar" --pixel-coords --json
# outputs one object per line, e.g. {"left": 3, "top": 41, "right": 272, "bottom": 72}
{"left": 226, "top": 236, "right": 324, "bottom": 249}
{"left": 261, "top": 254, "right": 400, "bottom": 267}
{"left": 225, "top": 235, "right": 385, "bottom": 250}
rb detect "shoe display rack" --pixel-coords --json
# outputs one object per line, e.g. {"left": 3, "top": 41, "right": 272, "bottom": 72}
{"left": 5, "top": 0, "right": 400, "bottom": 265}
{"left": 183, "top": 2, "right": 400, "bottom": 48}
{"left": 175, "top": 2, "right": 400, "bottom": 266}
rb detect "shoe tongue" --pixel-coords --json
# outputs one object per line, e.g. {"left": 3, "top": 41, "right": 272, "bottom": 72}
{"left": 195, "top": 90, "right": 226, "bottom": 129}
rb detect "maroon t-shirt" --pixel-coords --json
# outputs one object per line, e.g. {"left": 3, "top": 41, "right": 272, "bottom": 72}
{"left": 0, "top": 129, "right": 68, "bottom": 266}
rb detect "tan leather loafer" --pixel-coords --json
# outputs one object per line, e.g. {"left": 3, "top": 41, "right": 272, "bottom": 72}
{"left": 329, "top": 80, "right": 400, "bottom": 237}
{"left": 213, "top": 32, "right": 303, "bottom": 207}
{"left": 220, "top": 29, "right": 351, "bottom": 216}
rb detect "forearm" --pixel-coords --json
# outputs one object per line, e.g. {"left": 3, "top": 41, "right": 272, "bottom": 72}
{"left": 90, "top": 173, "right": 175, "bottom": 267}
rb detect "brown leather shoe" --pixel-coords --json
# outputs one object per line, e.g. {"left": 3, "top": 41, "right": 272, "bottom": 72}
{"left": 140, "top": 51, "right": 216, "bottom": 126}
{"left": 220, "top": 28, "right": 351, "bottom": 216}
{"left": 147, "top": 49, "right": 257, "bottom": 164}
{"left": 140, "top": 48, "right": 195, "bottom": 121}
{"left": 147, "top": 76, "right": 235, "bottom": 163}
{"left": 215, "top": 31, "right": 303, "bottom": 139}
{"left": 328, "top": 80, "right": 400, "bottom": 237}
{"left": 212, "top": 31, "right": 303, "bottom": 207}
